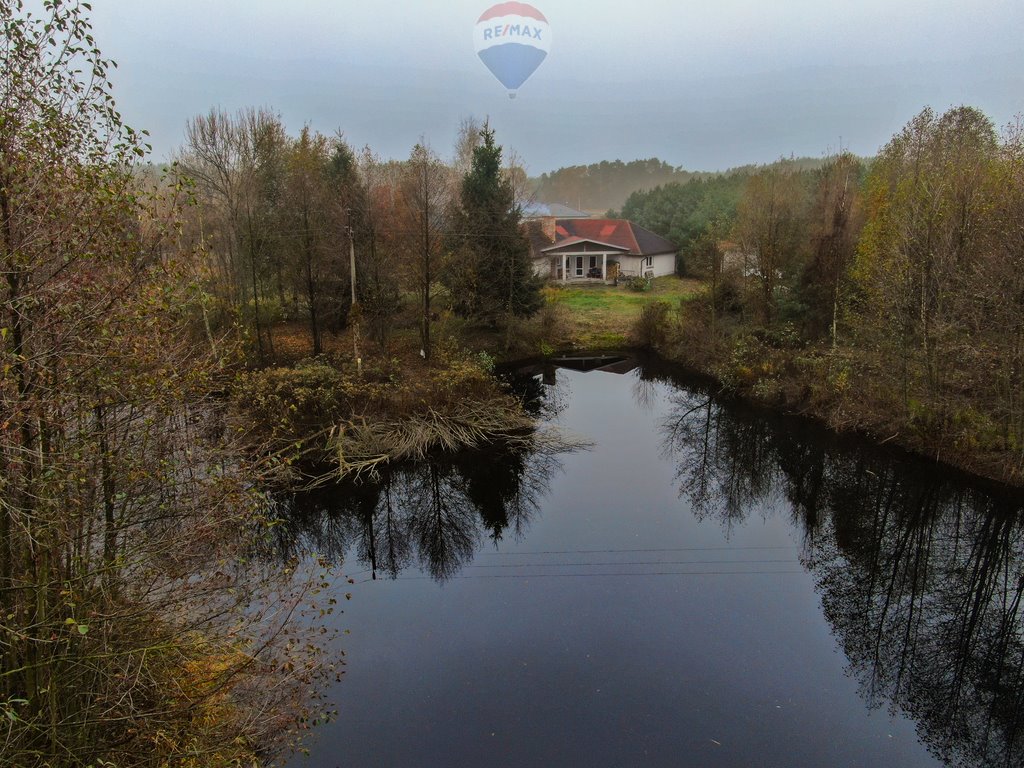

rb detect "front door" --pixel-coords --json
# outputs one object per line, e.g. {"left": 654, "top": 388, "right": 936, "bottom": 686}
{"left": 575, "top": 256, "right": 584, "bottom": 277}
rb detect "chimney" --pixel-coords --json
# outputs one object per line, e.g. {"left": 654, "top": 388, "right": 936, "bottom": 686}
{"left": 542, "top": 216, "right": 557, "bottom": 243}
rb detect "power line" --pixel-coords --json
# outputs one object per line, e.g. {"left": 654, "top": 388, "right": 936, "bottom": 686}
{"left": 355, "top": 569, "right": 805, "bottom": 584}
{"left": 342, "top": 547, "right": 804, "bottom": 582}
{"left": 473, "top": 546, "right": 797, "bottom": 556}
{"left": 464, "top": 559, "right": 798, "bottom": 569}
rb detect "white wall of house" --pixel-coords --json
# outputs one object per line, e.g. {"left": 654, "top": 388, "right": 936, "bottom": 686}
{"left": 649, "top": 253, "right": 676, "bottom": 277}
{"left": 617, "top": 252, "right": 676, "bottom": 278}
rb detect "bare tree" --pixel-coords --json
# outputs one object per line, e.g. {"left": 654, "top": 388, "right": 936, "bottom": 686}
{"left": 799, "top": 152, "right": 864, "bottom": 343}
{"left": 179, "top": 107, "right": 288, "bottom": 362}
{"left": 401, "top": 142, "right": 450, "bottom": 360}
{"left": 451, "top": 115, "right": 483, "bottom": 180}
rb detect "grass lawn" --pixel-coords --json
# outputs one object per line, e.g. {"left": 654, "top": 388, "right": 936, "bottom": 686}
{"left": 544, "top": 276, "right": 705, "bottom": 348}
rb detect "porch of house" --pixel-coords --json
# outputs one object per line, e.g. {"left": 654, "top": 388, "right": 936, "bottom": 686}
{"left": 546, "top": 252, "right": 620, "bottom": 284}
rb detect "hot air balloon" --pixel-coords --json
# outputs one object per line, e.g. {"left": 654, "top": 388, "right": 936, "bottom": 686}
{"left": 473, "top": 3, "right": 551, "bottom": 99}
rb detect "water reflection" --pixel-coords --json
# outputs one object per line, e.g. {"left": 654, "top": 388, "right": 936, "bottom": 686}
{"left": 273, "top": 440, "right": 566, "bottom": 582}
{"left": 650, "top": 362, "right": 1024, "bottom": 768}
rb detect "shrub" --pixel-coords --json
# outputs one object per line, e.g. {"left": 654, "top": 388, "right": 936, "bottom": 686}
{"left": 751, "top": 322, "right": 803, "bottom": 350}
{"left": 535, "top": 300, "right": 571, "bottom": 347}
{"left": 712, "top": 271, "right": 746, "bottom": 316}
{"left": 232, "top": 361, "right": 351, "bottom": 453}
{"left": 624, "top": 275, "right": 651, "bottom": 292}
{"left": 474, "top": 350, "right": 496, "bottom": 374}
{"left": 632, "top": 300, "right": 672, "bottom": 349}
{"left": 670, "top": 298, "right": 725, "bottom": 368}
{"left": 717, "top": 333, "right": 777, "bottom": 390}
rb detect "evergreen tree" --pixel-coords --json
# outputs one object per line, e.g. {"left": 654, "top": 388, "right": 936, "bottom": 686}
{"left": 445, "top": 125, "right": 542, "bottom": 340}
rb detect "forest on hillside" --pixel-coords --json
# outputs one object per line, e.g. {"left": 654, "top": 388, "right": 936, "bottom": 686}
{"left": 531, "top": 156, "right": 831, "bottom": 213}
{"left": 530, "top": 159, "right": 699, "bottom": 211}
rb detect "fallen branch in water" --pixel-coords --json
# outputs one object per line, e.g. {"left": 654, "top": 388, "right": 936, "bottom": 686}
{"left": 330, "top": 400, "right": 590, "bottom": 481}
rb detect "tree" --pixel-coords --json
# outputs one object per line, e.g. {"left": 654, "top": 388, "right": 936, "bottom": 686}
{"left": 281, "top": 126, "right": 341, "bottom": 355}
{"left": 688, "top": 226, "right": 726, "bottom": 333}
{"left": 734, "top": 164, "right": 809, "bottom": 324}
{"left": 797, "top": 152, "right": 864, "bottom": 342}
{"left": 179, "top": 107, "right": 288, "bottom": 362}
{"left": 346, "top": 146, "right": 401, "bottom": 351}
{"left": 451, "top": 116, "right": 483, "bottom": 179}
{"left": 400, "top": 142, "right": 448, "bottom": 360}
{"left": 855, "top": 106, "right": 999, "bottom": 404}
{"left": 446, "top": 124, "right": 542, "bottom": 346}
{"left": 1, "top": 3, "right": 323, "bottom": 763}
{"left": 977, "top": 118, "right": 1024, "bottom": 461}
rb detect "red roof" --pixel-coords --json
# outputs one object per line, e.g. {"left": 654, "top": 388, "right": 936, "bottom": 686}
{"left": 549, "top": 219, "right": 677, "bottom": 256}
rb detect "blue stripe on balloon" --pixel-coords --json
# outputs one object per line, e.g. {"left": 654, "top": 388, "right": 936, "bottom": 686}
{"left": 477, "top": 43, "right": 548, "bottom": 91}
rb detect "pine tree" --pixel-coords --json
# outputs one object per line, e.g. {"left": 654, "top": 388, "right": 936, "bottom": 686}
{"left": 445, "top": 124, "right": 542, "bottom": 341}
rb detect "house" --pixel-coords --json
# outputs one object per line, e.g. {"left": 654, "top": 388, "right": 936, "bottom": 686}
{"left": 526, "top": 218, "right": 678, "bottom": 282}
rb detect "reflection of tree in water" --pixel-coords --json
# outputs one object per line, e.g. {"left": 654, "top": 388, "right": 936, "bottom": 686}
{"left": 661, "top": 390, "right": 780, "bottom": 531}
{"left": 650, "top": 361, "right": 1024, "bottom": 768}
{"left": 272, "top": 439, "right": 566, "bottom": 582}
{"left": 631, "top": 373, "right": 660, "bottom": 413}
{"left": 499, "top": 364, "right": 570, "bottom": 423}
{"left": 814, "top": 476, "right": 1024, "bottom": 768}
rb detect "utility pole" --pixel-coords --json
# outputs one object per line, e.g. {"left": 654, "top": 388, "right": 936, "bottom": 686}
{"left": 347, "top": 220, "right": 362, "bottom": 376}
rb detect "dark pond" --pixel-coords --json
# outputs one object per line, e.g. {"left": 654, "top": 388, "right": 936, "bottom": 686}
{"left": 279, "top": 354, "right": 1024, "bottom": 768}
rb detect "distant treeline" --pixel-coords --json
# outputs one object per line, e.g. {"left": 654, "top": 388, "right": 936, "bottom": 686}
{"left": 612, "top": 157, "right": 856, "bottom": 270}
{"left": 530, "top": 156, "right": 832, "bottom": 213}
{"left": 531, "top": 159, "right": 698, "bottom": 211}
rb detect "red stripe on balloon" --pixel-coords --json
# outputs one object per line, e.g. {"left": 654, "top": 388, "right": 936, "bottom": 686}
{"left": 477, "top": 2, "right": 548, "bottom": 23}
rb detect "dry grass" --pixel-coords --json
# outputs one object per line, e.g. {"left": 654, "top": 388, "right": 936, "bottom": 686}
{"left": 331, "top": 402, "right": 592, "bottom": 482}
{"left": 332, "top": 399, "right": 534, "bottom": 478}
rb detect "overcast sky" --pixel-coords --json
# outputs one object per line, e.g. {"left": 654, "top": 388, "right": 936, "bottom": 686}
{"left": 89, "top": 0, "right": 1024, "bottom": 173}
